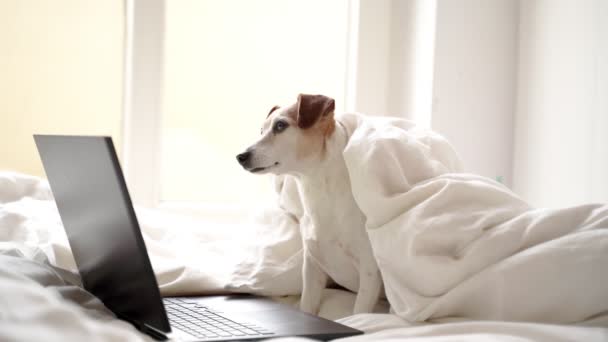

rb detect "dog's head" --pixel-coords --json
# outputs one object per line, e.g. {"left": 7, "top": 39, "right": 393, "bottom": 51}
{"left": 236, "top": 94, "right": 336, "bottom": 175}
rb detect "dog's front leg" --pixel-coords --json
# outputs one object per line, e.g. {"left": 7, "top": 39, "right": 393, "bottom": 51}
{"left": 299, "top": 249, "right": 328, "bottom": 315}
{"left": 353, "top": 261, "right": 383, "bottom": 314}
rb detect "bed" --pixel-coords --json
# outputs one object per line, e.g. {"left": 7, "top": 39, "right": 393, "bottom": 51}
{"left": 1, "top": 170, "right": 607, "bottom": 341}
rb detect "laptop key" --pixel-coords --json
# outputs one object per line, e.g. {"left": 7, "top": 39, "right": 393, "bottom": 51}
{"left": 241, "top": 329, "right": 259, "bottom": 335}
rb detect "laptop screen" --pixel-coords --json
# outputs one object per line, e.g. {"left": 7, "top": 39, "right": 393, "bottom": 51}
{"left": 34, "top": 135, "right": 170, "bottom": 332}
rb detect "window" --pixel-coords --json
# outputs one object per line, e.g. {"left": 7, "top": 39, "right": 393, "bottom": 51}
{"left": 162, "top": 0, "right": 350, "bottom": 208}
{"left": 124, "top": 0, "right": 356, "bottom": 217}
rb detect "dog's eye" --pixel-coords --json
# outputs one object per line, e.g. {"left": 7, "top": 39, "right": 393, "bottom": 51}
{"left": 273, "top": 120, "right": 289, "bottom": 133}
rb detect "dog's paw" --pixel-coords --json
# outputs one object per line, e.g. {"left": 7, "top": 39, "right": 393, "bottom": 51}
{"left": 299, "top": 300, "right": 320, "bottom": 316}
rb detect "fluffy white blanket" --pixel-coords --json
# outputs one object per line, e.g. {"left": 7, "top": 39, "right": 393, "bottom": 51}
{"left": 339, "top": 115, "right": 608, "bottom": 324}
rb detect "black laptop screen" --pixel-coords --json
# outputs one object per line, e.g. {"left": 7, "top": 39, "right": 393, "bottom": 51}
{"left": 34, "top": 135, "right": 170, "bottom": 332}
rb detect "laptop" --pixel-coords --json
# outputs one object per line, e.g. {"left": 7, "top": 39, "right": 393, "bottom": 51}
{"left": 34, "top": 135, "right": 362, "bottom": 341}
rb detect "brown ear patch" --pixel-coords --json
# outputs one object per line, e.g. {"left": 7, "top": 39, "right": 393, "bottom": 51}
{"left": 267, "top": 105, "right": 280, "bottom": 118}
{"left": 296, "top": 94, "right": 335, "bottom": 129}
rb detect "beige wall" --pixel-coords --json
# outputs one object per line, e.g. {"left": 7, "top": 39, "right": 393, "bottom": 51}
{"left": 0, "top": 0, "right": 124, "bottom": 177}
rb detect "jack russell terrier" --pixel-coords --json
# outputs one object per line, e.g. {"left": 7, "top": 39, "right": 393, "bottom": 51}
{"left": 236, "top": 94, "right": 382, "bottom": 315}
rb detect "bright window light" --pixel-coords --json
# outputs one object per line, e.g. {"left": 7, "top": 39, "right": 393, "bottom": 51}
{"left": 161, "top": 0, "right": 350, "bottom": 207}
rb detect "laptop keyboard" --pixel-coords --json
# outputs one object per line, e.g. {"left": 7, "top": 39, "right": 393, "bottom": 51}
{"left": 163, "top": 298, "right": 275, "bottom": 340}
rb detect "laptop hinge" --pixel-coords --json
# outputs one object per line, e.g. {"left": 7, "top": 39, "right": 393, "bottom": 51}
{"left": 140, "top": 323, "right": 169, "bottom": 341}
{"left": 117, "top": 313, "right": 169, "bottom": 341}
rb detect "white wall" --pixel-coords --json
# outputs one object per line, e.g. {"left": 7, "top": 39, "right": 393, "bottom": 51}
{"left": 431, "top": 0, "right": 519, "bottom": 186}
{"left": 354, "top": 0, "right": 392, "bottom": 115}
{"left": 387, "top": 0, "right": 436, "bottom": 127}
{"left": 513, "top": 0, "right": 608, "bottom": 208}
{"left": 354, "top": 0, "right": 520, "bottom": 186}
{"left": 353, "top": 0, "right": 436, "bottom": 124}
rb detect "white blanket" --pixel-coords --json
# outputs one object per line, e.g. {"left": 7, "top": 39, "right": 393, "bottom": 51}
{"left": 0, "top": 171, "right": 304, "bottom": 297}
{"left": 339, "top": 115, "right": 608, "bottom": 324}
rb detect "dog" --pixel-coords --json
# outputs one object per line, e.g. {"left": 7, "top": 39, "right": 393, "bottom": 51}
{"left": 236, "top": 94, "right": 383, "bottom": 315}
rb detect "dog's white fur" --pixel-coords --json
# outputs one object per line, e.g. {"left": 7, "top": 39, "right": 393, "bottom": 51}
{"left": 237, "top": 94, "right": 382, "bottom": 315}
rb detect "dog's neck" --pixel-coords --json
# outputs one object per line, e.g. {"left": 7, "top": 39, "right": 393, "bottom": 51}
{"left": 294, "top": 119, "right": 349, "bottom": 184}
{"left": 294, "top": 120, "right": 355, "bottom": 213}
{"left": 293, "top": 119, "right": 364, "bottom": 232}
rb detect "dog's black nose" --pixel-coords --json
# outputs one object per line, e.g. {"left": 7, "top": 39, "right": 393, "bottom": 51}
{"left": 236, "top": 151, "right": 251, "bottom": 165}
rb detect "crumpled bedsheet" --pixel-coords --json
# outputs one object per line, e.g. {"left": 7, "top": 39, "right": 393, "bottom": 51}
{"left": 1, "top": 246, "right": 606, "bottom": 342}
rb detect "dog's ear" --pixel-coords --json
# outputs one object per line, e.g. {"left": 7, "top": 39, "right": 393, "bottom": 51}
{"left": 267, "top": 105, "right": 280, "bottom": 118}
{"left": 296, "top": 94, "right": 335, "bottom": 129}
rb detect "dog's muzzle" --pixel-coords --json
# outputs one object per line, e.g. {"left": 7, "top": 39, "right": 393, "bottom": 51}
{"left": 236, "top": 151, "right": 251, "bottom": 167}
{"left": 236, "top": 151, "right": 279, "bottom": 173}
